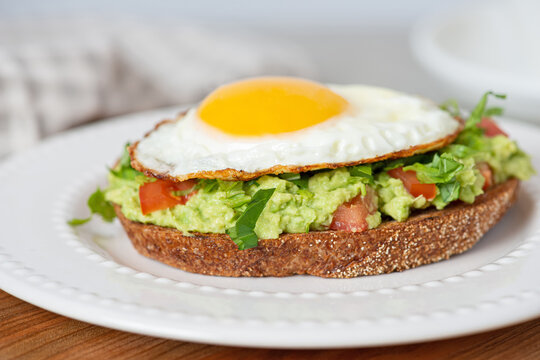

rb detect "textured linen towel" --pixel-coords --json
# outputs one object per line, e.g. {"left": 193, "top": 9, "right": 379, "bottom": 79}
{"left": 0, "top": 18, "right": 315, "bottom": 156}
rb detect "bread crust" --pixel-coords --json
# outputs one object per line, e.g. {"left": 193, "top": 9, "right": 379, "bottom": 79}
{"left": 115, "top": 179, "right": 519, "bottom": 278}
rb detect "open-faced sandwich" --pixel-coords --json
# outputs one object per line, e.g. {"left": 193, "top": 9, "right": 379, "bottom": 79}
{"left": 71, "top": 77, "right": 534, "bottom": 278}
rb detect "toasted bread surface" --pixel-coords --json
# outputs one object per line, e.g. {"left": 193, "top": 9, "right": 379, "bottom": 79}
{"left": 115, "top": 179, "right": 519, "bottom": 278}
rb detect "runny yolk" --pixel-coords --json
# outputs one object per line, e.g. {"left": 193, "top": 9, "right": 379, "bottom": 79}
{"left": 197, "top": 77, "right": 349, "bottom": 136}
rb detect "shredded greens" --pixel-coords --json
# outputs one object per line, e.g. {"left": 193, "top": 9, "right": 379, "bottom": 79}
{"left": 404, "top": 154, "right": 463, "bottom": 184}
{"left": 279, "top": 173, "right": 309, "bottom": 189}
{"left": 226, "top": 188, "right": 276, "bottom": 250}
{"left": 439, "top": 99, "right": 461, "bottom": 117}
{"left": 109, "top": 144, "right": 144, "bottom": 181}
{"left": 466, "top": 91, "right": 506, "bottom": 130}
{"left": 348, "top": 165, "right": 374, "bottom": 184}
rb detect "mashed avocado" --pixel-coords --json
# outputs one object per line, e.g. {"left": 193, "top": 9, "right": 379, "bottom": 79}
{"left": 105, "top": 168, "right": 378, "bottom": 240}
{"left": 104, "top": 125, "right": 534, "bottom": 241}
{"left": 74, "top": 92, "right": 535, "bottom": 250}
{"left": 104, "top": 129, "right": 534, "bottom": 241}
{"left": 375, "top": 133, "right": 534, "bottom": 218}
{"left": 376, "top": 173, "right": 428, "bottom": 221}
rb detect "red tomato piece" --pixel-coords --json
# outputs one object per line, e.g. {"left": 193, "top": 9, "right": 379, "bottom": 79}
{"left": 478, "top": 117, "right": 508, "bottom": 137}
{"left": 388, "top": 167, "right": 437, "bottom": 200}
{"left": 409, "top": 183, "right": 438, "bottom": 201}
{"left": 477, "top": 162, "right": 493, "bottom": 191}
{"left": 169, "top": 179, "right": 198, "bottom": 191}
{"left": 139, "top": 179, "right": 197, "bottom": 215}
{"left": 330, "top": 186, "right": 377, "bottom": 232}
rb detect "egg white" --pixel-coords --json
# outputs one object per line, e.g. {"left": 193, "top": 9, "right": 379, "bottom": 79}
{"left": 134, "top": 85, "right": 460, "bottom": 176}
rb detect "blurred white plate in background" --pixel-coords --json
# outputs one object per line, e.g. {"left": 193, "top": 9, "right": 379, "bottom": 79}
{"left": 411, "top": 0, "right": 540, "bottom": 122}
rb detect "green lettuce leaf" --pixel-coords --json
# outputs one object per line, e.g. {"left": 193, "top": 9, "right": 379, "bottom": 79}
{"left": 403, "top": 154, "right": 464, "bottom": 184}
{"left": 439, "top": 99, "right": 461, "bottom": 117}
{"left": 465, "top": 91, "right": 506, "bottom": 130}
{"left": 226, "top": 188, "right": 276, "bottom": 250}
{"left": 438, "top": 181, "right": 461, "bottom": 203}
{"left": 196, "top": 179, "right": 219, "bottom": 193}
{"left": 279, "top": 173, "right": 309, "bottom": 189}
{"left": 68, "top": 187, "right": 116, "bottom": 226}
{"left": 348, "top": 165, "right": 374, "bottom": 184}
{"left": 380, "top": 153, "right": 434, "bottom": 172}
{"left": 109, "top": 144, "right": 143, "bottom": 181}
{"left": 443, "top": 144, "right": 475, "bottom": 159}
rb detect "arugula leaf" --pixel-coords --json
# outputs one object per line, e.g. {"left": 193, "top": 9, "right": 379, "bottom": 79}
{"left": 109, "top": 144, "right": 143, "bottom": 181}
{"left": 279, "top": 173, "right": 301, "bottom": 181}
{"left": 87, "top": 188, "right": 116, "bottom": 222}
{"left": 453, "top": 92, "right": 505, "bottom": 151}
{"left": 110, "top": 166, "right": 141, "bottom": 181}
{"left": 279, "top": 173, "right": 309, "bottom": 189}
{"left": 443, "top": 144, "right": 474, "bottom": 159}
{"left": 434, "top": 154, "right": 462, "bottom": 172}
{"left": 465, "top": 91, "right": 506, "bottom": 130}
{"left": 404, "top": 155, "right": 463, "bottom": 184}
{"left": 292, "top": 176, "right": 309, "bottom": 189}
{"left": 440, "top": 99, "right": 461, "bottom": 117}
{"left": 118, "top": 144, "right": 132, "bottom": 168}
{"left": 234, "top": 188, "right": 276, "bottom": 229}
{"left": 68, "top": 187, "right": 116, "bottom": 226}
{"left": 217, "top": 180, "right": 242, "bottom": 193}
{"left": 226, "top": 188, "right": 276, "bottom": 250}
{"left": 455, "top": 127, "right": 486, "bottom": 149}
{"left": 216, "top": 180, "right": 250, "bottom": 208}
{"left": 227, "top": 224, "right": 259, "bottom": 250}
{"left": 438, "top": 181, "right": 460, "bottom": 203}
{"left": 484, "top": 107, "right": 504, "bottom": 117}
{"left": 225, "top": 193, "right": 252, "bottom": 208}
{"left": 382, "top": 153, "right": 434, "bottom": 172}
{"left": 196, "top": 179, "right": 218, "bottom": 193}
{"left": 348, "top": 165, "right": 374, "bottom": 184}
{"left": 67, "top": 217, "right": 91, "bottom": 226}
{"left": 244, "top": 179, "right": 260, "bottom": 188}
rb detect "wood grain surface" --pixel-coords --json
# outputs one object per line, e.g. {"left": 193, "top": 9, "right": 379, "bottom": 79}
{"left": 0, "top": 290, "right": 538, "bottom": 359}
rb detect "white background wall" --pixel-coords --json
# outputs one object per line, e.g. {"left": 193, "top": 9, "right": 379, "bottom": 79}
{"left": 0, "top": 0, "right": 468, "bottom": 101}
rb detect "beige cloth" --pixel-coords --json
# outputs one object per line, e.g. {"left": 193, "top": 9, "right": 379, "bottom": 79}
{"left": 0, "top": 18, "right": 315, "bottom": 156}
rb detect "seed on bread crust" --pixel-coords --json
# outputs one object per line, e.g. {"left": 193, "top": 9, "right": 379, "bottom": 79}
{"left": 114, "top": 179, "right": 519, "bottom": 278}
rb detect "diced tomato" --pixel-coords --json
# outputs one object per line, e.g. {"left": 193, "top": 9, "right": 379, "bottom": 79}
{"left": 170, "top": 179, "right": 198, "bottom": 191}
{"left": 330, "top": 186, "right": 377, "bottom": 232}
{"left": 387, "top": 167, "right": 437, "bottom": 201}
{"left": 477, "top": 162, "right": 493, "bottom": 191}
{"left": 139, "top": 179, "right": 197, "bottom": 215}
{"left": 478, "top": 117, "right": 508, "bottom": 137}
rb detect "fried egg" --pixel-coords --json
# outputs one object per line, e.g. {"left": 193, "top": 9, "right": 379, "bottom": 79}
{"left": 131, "top": 77, "right": 462, "bottom": 181}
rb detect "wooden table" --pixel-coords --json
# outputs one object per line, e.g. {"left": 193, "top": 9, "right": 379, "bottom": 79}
{"left": 1, "top": 290, "right": 538, "bottom": 359}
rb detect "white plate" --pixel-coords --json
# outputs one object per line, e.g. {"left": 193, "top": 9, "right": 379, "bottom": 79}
{"left": 0, "top": 108, "right": 539, "bottom": 349}
{"left": 410, "top": 0, "right": 540, "bottom": 122}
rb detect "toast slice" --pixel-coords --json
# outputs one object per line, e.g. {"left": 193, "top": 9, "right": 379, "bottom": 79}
{"left": 114, "top": 178, "right": 519, "bottom": 278}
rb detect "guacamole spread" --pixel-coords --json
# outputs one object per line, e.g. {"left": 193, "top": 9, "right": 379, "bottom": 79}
{"left": 72, "top": 92, "right": 535, "bottom": 250}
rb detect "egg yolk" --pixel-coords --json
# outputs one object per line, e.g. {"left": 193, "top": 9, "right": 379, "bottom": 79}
{"left": 197, "top": 77, "right": 349, "bottom": 136}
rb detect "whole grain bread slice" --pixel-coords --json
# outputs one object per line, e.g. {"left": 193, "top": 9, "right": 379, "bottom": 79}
{"left": 115, "top": 179, "right": 519, "bottom": 278}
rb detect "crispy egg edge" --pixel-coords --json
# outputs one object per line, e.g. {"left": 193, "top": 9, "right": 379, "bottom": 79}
{"left": 129, "top": 112, "right": 464, "bottom": 182}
